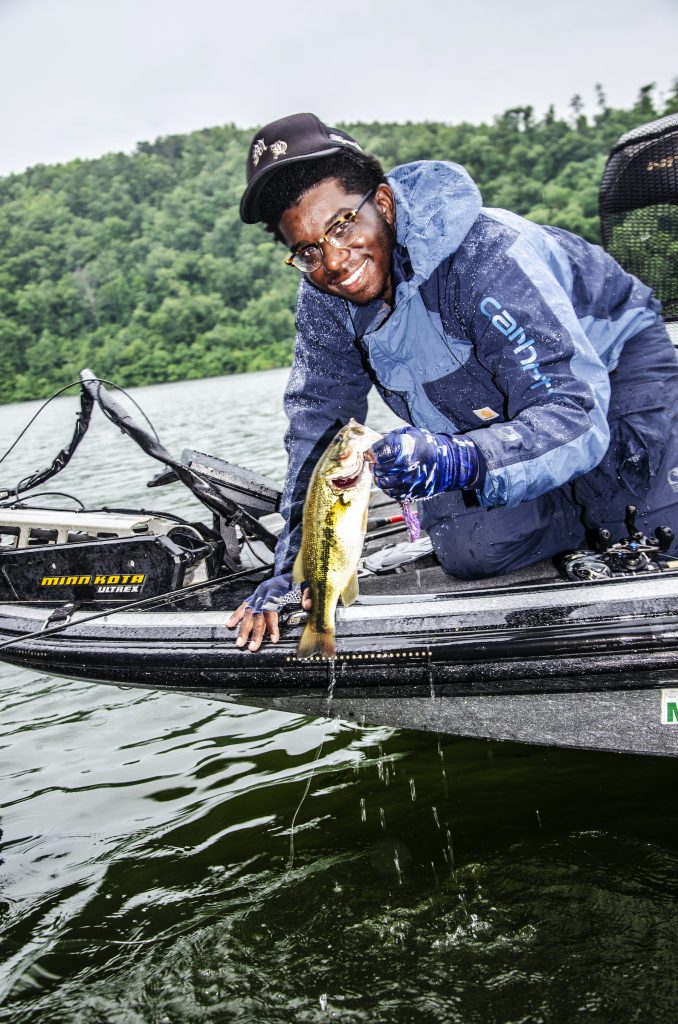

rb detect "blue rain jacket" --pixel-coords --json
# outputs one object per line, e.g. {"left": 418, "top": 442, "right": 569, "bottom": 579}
{"left": 274, "top": 160, "right": 661, "bottom": 573}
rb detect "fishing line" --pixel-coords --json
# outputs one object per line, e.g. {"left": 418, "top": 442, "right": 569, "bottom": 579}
{"left": 285, "top": 717, "right": 330, "bottom": 874}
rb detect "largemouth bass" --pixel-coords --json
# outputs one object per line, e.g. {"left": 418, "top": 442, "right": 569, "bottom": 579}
{"left": 293, "top": 419, "right": 381, "bottom": 660}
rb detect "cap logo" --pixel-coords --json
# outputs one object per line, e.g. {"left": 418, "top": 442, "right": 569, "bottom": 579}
{"left": 329, "top": 133, "right": 362, "bottom": 151}
{"left": 270, "top": 139, "right": 288, "bottom": 160}
{"left": 251, "top": 139, "right": 267, "bottom": 167}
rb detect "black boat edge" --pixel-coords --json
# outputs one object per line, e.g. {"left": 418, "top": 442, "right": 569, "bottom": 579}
{"left": 2, "top": 560, "right": 678, "bottom": 757}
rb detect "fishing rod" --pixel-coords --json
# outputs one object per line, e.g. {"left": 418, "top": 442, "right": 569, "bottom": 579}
{"left": 0, "top": 562, "right": 271, "bottom": 653}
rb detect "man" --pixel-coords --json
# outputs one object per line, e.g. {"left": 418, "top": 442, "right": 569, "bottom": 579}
{"left": 228, "top": 112, "right": 678, "bottom": 651}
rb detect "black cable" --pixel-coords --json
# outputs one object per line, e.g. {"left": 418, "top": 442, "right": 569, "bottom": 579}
{"left": 242, "top": 536, "right": 275, "bottom": 567}
{"left": 0, "top": 376, "right": 161, "bottom": 470}
{"left": 0, "top": 379, "right": 83, "bottom": 466}
{"left": 2, "top": 491, "right": 86, "bottom": 510}
{"left": 94, "top": 380, "right": 161, "bottom": 443}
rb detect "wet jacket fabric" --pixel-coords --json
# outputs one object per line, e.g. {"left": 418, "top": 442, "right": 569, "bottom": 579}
{"left": 273, "top": 160, "right": 666, "bottom": 574}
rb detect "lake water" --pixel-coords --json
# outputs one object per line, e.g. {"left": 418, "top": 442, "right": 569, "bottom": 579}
{"left": 1, "top": 370, "right": 677, "bottom": 1023}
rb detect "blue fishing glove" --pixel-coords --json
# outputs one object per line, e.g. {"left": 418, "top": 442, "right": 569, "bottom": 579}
{"left": 244, "top": 571, "right": 302, "bottom": 613}
{"left": 371, "top": 427, "right": 481, "bottom": 500}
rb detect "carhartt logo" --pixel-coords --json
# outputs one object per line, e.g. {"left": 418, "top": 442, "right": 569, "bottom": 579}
{"left": 473, "top": 407, "right": 499, "bottom": 421}
{"left": 496, "top": 425, "right": 521, "bottom": 442}
{"left": 661, "top": 688, "right": 678, "bottom": 725}
{"left": 480, "top": 296, "right": 553, "bottom": 391}
{"left": 270, "top": 140, "right": 288, "bottom": 159}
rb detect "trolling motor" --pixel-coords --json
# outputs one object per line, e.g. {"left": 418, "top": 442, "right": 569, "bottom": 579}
{"left": 559, "top": 505, "right": 676, "bottom": 581}
{"left": 0, "top": 370, "right": 282, "bottom": 604}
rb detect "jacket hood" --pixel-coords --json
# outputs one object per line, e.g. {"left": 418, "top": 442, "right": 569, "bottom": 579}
{"left": 387, "top": 161, "right": 482, "bottom": 284}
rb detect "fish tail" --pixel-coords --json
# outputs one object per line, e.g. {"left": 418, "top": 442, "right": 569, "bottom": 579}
{"left": 296, "top": 621, "right": 336, "bottom": 660}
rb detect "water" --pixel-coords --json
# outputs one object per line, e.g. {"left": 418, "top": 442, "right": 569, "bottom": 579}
{"left": 2, "top": 371, "right": 678, "bottom": 1023}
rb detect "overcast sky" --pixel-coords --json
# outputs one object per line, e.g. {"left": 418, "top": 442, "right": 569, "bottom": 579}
{"left": 1, "top": 0, "right": 676, "bottom": 177}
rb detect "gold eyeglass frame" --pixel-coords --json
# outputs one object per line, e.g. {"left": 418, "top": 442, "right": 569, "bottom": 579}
{"left": 284, "top": 188, "right": 376, "bottom": 273}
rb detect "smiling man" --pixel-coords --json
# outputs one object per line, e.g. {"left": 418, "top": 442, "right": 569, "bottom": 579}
{"left": 227, "top": 112, "right": 678, "bottom": 651}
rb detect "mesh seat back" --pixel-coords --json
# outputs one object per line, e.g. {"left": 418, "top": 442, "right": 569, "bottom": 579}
{"left": 599, "top": 114, "right": 678, "bottom": 321}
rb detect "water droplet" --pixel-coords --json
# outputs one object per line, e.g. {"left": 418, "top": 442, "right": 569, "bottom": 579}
{"left": 409, "top": 778, "right": 417, "bottom": 801}
{"left": 432, "top": 805, "right": 440, "bottom": 829}
{"left": 326, "top": 661, "right": 335, "bottom": 712}
{"left": 319, "top": 993, "right": 328, "bottom": 1011}
{"left": 446, "top": 827, "right": 455, "bottom": 869}
{"left": 394, "top": 848, "right": 403, "bottom": 885}
{"left": 360, "top": 797, "right": 367, "bottom": 823}
{"left": 536, "top": 809, "right": 542, "bottom": 829}
{"left": 379, "top": 806, "right": 386, "bottom": 830}
{"left": 441, "top": 768, "right": 448, "bottom": 798}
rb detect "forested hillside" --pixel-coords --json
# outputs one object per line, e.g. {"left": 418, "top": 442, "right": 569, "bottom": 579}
{"left": 0, "top": 83, "right": 676, "bottom": 404}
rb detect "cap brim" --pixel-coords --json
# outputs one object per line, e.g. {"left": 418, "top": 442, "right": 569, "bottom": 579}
{"left": 239, "top": 147, "right": 343, "bottom": 224}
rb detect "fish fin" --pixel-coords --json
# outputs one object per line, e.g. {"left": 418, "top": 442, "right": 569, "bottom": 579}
{"left": 296, "top": 622, "right": 336, "bottom": 660}
{"left": 340, "top": 571, "right": 359, "bottom": 607}
{"left": 292, "top": 549, "right": 305, "bottom": 584}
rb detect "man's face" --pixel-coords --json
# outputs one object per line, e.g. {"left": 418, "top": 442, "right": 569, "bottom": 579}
{"left": 278, "top": 179, "right": 396, "bottom": 306}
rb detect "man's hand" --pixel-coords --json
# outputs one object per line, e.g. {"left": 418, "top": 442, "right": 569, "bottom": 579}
{"left": 370, "top": 427, "right": 480, "bottom": 500}
{"left": 226, "top": 571, "right": 312, "bottom": 652}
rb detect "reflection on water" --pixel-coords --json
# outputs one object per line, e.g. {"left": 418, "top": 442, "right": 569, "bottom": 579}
{"left": 1, "top": 372, "right": 678, "bottom": 1023}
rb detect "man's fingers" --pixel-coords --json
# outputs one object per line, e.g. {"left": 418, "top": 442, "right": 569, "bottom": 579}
{"left": 226, "top": 601, "right": 248, "bottom": 629}
{"left": 301, "top": 586, "right": 313, "bottom": 610}
{"left": 234, "top": 607, "right": 254, "bottom": 648}
{"left": 264, "top": 609, "right": 279, "bottom": 644}
{"left": 227, "top": 596, "right": 295, "bottom": 651}
{"left": 247, "top": 612, "right": 267, "bottom": 652}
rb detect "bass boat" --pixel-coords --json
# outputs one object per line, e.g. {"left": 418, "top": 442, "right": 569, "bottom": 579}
{"left": 1, "top": 364, "right": 678, "bottom": 759}
{"left": 2, "top": 115, "right": 678, "bottom": 758}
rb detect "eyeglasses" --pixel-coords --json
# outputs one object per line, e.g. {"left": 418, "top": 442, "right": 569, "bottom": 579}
{"left": 284, "top": 188, "right": 375, "bottom": 273}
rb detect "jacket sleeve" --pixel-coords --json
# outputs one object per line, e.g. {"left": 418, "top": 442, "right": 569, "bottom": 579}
{"left": 273, "top": 282, "right": 372, "bottom": 573}
{"left": 458, "top": 224, "right": 612, "bottom": 508}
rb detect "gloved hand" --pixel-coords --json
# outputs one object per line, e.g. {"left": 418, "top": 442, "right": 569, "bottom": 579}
{"left": 226, "top": 571, "right": 310, "bottom": 652}
{"left": 371, "top": 427, "right": 480, "bottom": 501}
{"left": 244, "top": 571, "right": 301, "bottom": 613}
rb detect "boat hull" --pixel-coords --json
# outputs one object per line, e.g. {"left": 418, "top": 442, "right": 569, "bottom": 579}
{"left": 2, "top": 570, "right": 678, "bottom": 757}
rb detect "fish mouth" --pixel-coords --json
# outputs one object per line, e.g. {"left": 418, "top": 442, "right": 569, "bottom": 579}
{"left": 330, "top": 470, "right": 362, "bottom": 491}
{"left": 329, "top": 455, "right": 365, "bottom": 491}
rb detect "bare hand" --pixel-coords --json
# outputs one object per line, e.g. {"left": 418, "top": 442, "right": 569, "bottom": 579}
{"left": 226, "top": 588, "right": 312, "bottom": 652}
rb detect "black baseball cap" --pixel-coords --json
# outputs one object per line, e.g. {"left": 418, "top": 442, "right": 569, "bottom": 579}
{"left": 240, "top": 112, "right": 363, "bottom": 224}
